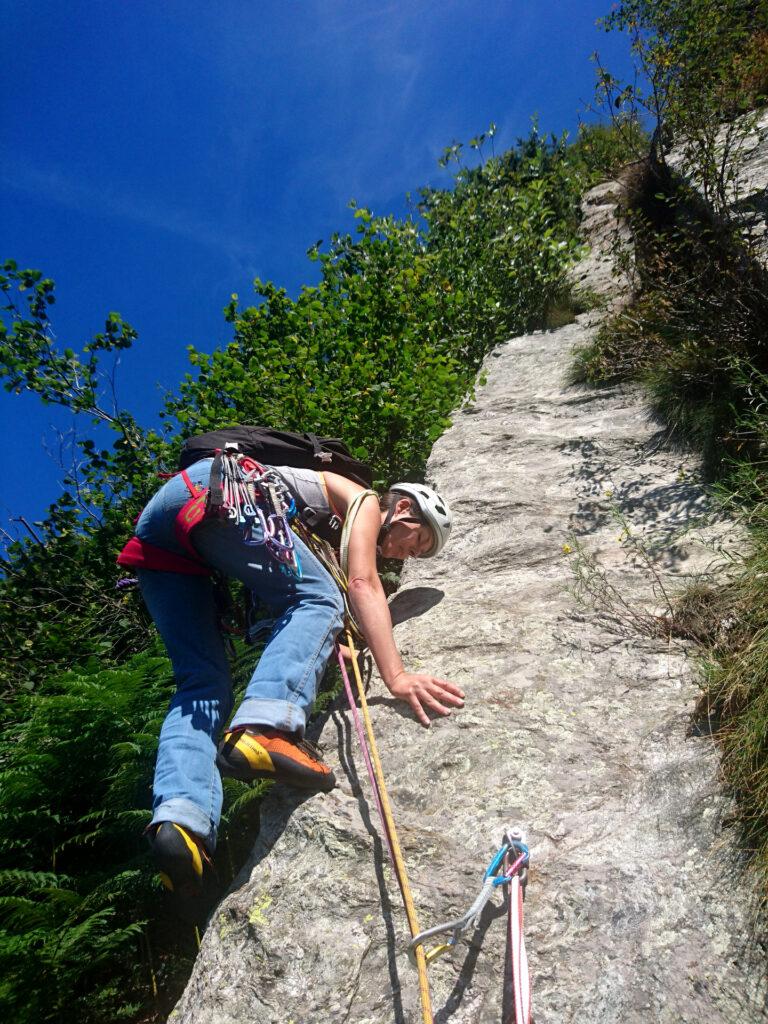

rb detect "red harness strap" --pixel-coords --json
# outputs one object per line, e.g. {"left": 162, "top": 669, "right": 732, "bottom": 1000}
{"left": 174, "top": 471, "right": 211, "bottom": 560}
{"left": 116, "top": 535, "right": 212, "bottom": 576}
{"left": 116, "top": 469, "right": 213, "bottom": 576}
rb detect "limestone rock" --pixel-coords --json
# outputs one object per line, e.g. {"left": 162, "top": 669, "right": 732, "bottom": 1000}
{"left": 567, "top": 178, "right": 633, "bottom": 304}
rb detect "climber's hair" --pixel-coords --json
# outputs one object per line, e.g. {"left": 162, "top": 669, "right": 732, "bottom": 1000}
{"left": 379, "top": 490, "right": 421, "bottom": 521}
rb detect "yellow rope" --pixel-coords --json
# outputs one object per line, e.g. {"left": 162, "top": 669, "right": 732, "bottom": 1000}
{"left": 345, "top": 629, "right": 434, "bottom": 1024}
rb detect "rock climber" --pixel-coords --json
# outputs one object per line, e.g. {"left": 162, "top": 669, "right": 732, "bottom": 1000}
{"left": 119, "top": 452, "right": 463, "bottom": 916}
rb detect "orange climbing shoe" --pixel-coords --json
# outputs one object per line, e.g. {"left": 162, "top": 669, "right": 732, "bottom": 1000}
{"left": 146, "top": 821, "right": 219, "bottom": 924}
{"left": 217, "top": 727, "right": 337, "bottom": 792}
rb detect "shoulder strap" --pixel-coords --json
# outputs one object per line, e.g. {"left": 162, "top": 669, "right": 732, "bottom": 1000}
{"left": 304, "top": 432, "right": 333, "bottom": 464}
{"left": 340, "top": 489, "right": 378, "bottom": 577}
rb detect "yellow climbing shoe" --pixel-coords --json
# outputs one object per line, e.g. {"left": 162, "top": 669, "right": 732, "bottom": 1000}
{"left": 146, "top": 822, "right": 218, "bottom": 924}
{"left": 217, "top": 727, "right": 336, "bottom": 792}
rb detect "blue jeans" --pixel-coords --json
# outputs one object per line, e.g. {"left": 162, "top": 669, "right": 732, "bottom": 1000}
{"left": 136, "top": 459, "right": 344, "bottom": 849}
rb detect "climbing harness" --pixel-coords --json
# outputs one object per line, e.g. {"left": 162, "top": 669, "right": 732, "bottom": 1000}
{"left": 117, "top": 449, "right": 303, "bottom": 579}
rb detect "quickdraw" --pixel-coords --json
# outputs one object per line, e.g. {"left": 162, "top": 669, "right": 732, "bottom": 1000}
{"left": 408, "top": 831, "right": 532, "bottom": 1024}
{"left": 217, "top": 452, "right": 301, "bottom": 576}
{"left": 407, "top": 832, "right": 529, "bottom": 966}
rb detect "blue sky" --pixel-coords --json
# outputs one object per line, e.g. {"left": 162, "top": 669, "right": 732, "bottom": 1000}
{"left": 1, "top": 1, "right": 636, "bottom": 532}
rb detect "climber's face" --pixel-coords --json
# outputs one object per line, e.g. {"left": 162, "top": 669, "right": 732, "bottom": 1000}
{"left": 378, "top": 500, "right": 433, "bottom": 560}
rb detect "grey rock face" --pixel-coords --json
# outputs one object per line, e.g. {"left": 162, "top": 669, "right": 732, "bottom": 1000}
{"left": 566, "top": 178, "right": 633, "bottom": 304}
{"left": 172, "top": 190, "right": 768, "bottom": 1022}
{"left": 731, "top": 109, "right": 768, "bottom": 255}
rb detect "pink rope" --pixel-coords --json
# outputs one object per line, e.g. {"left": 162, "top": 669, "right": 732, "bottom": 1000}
{"left": 504, "top": 852, "right": 528, "bottom": 878}
{"left": 336, "top": 645, "right": 396, "bottom": 870}
{"left": 504, "top": 864, "right": 531, "bottom": 1024}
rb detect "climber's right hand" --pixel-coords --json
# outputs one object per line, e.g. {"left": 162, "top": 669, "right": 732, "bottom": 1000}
{"left": 386, "top": 671, "right": 465, "bottom": 728}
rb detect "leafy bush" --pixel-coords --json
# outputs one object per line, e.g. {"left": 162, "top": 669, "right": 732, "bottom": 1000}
{"left": 596, "top": 0, "right": 768, "bottom": 212}
{"left": 599, "top": 0, "right": 768, "bottom": 125}
{"left": 164, "top": 132, "right": 587, "bottom": 485}
{"left": 568, "top": 118, "right": 649, "bottom": 177}
{"left": 419, "top": 128, "right": 588, "bottom": 356}
{"left": 0, "top": 650, "right": 170, "bottom": 1023}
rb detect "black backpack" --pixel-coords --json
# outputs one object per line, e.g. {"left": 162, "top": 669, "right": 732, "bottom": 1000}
{"left": 178, "top": 426, "right": 373, "bottom": 488}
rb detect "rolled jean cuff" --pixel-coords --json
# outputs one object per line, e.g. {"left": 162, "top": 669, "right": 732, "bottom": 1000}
{"left": 230, "top": 697, "right": 307, "bottom": 737}
{"left": 151, "top": 797, "right": 217, "bottom": 851}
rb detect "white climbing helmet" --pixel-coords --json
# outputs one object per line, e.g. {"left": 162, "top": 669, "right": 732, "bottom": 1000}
{"left": 389, "top": 482, "right": 452, "bottom": 557}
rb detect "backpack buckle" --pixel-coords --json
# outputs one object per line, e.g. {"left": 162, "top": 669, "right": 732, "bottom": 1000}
{"left": 301, "top": 505, "right": 321, "bottom": 528}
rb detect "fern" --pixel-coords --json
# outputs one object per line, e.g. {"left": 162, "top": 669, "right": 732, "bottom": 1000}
{"left": 0, "top": 648, "right": 174, "bottom": 1023}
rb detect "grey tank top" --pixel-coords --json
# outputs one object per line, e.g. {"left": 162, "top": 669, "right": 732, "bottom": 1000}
{"left": 270, "top": 465, "right": 334, "bottom": 520}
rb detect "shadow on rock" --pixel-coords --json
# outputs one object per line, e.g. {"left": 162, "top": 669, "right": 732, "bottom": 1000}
{"left": 389, "top": 586, "right": 445, "bottom": 627}
{"left": 562, "top": 433, "right": 722, "bottom": 570}
{"left": 434, "top": 898, "right": 507, "bottom": 1023}
{"left": 332, "top": 705, "right": 408, "bottom": 1024}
